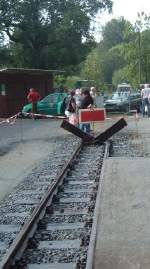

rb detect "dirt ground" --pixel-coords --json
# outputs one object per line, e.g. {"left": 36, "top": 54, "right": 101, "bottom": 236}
{"left": 0, "top": 119, "right": 68, "bottom": 201}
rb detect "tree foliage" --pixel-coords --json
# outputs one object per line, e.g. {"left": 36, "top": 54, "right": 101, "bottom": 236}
{"left": 0, "top": 0, "right": 112, "bottom": 70}
{"left": 101, "top": 17, "right": 130, "bottom": 50}
{"left": 81, "top": 13, "right": 150, "bottom": 89}
{"left": 81, "top": 17, "right": 128, "bottom": 87}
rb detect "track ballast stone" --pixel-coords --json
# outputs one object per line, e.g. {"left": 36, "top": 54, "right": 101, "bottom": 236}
{"left": 18, "top": 144, "right": 105, "bottom": 269}
{"left": 0, "top": 136, "right": 80, "bottom": 261}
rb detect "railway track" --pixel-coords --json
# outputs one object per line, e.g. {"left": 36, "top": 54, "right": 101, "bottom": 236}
{"left": 0, "top": 140, "right": 109, "bottom": 269}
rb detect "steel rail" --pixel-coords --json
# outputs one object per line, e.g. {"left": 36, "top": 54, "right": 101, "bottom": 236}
{"left": 85, "top": 141, "right": 110, "bottom": 269}
{"left": 0, "top": 141, "right": 83, "bottom": 269}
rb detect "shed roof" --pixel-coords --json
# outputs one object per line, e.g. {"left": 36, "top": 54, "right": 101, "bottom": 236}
{"left": 0, "top": 68, "right": 65, "bottom": 75}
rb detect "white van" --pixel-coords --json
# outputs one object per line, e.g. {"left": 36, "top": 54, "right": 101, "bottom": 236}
{"left": 117, "top": 83, "right": 132, "bottom": 92}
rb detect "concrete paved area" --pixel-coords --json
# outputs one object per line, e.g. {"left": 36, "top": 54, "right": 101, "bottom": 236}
{"left": 0, "top": 119, "right": 68, "bottom": 201}
{"left": 94, "top": 116, "right": 150, "bottom": 269}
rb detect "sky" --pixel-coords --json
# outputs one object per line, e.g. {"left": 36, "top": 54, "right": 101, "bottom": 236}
{"left": 94, "top": 0, "right": 150, "bottom": 41}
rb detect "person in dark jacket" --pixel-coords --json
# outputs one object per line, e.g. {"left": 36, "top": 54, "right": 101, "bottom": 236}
{"left": 65, "top": 90, "right": 78, "bottom": 125}
{"left": 80, "top": 88, "right": 93, "bottom": 133}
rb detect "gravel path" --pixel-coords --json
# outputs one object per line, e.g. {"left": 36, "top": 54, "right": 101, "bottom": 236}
{"left": 0, "top": 132, "right": 81, "bottom": 261}
{"left": 0, "top": 119, "right": 70, "bottom": 201}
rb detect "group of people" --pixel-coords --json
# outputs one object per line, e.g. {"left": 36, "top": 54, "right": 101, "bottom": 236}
{"left": 26, "top": 87, "right": 96, "bottom": 132}
{"left": 141, "top": 84, "right": 150, "bottom": 117}
{"left": 64, "top": 87, "right": 95, "bottom": 133}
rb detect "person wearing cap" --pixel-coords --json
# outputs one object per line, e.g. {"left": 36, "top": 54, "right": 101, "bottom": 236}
{"left": 27, "top": 88, "right": 41, "bottom": 119}
{"left": 80, "top": 88, "right": 94, "bottom": 133}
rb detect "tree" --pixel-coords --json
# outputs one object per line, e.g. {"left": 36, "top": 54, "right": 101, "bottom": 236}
{"left": 81, "top": 14, "right": 150, "bottom": 88}
{"left": 81, "top": 47, "right": 104, "bottom": 84}
{"left": 81, "top": 17, "right": 129, "bottom": 86}
{"left": 135, "top": 13, "right": 150, "bottom": 83}
{"left": 112, "top": 65, "right": 139, "bottom": 87}
{"left": 101, "top": 17, "right": 131, "bottom": 50}
{"left": 0, "top": 0, "right": 112, "bottom": 70}
{"left": 119, "top": 12, "right": 150, "bottom": 85}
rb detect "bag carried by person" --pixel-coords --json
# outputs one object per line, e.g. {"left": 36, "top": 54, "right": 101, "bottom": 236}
{"left": 61, "top": 97, "right": 68, "bottom": 113}
{"left": 67, "top": 97, "right": 76, "bottom": 113}
{"left": 69, "top": 114, "right": 78, "bottom": 125}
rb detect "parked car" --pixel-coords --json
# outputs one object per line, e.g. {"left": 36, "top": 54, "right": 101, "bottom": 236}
{"left": 117, "top": 83, "right": 132, "bottom": 92}
{"left": 22, "top": 92, "right": 68, "bottom": 115}
{"left": 104, "top": 91, "right": 142, "bottom": 112}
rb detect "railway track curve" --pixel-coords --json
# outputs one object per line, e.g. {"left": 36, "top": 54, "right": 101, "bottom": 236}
{"left": 0, "top": 140, "right": 109, "bottom": 269}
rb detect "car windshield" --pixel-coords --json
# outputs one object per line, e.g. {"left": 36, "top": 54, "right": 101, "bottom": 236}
{"left": 42, "top": 93, "right": 67, "bottom": 103}
{"left": 58, "top": 93, "right": 67, "bottom": 101}
{"left": 42, "top": 94, "right": 58, "bottom": 103}
{"left": 110, "top": 91, "right": 130, "bottom": 100}
{"left": 117, "top": 87, "right": 131, "bottom": 91}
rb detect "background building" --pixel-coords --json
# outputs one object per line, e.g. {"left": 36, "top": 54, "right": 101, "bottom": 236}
{"left": 0, "top": 68, "right": 64, "bottom": 117}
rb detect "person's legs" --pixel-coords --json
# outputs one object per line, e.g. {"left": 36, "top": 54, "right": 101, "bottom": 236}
{"left": 80, "top": 123, "right": 90, "bottom": 133}
{"left": 147, "top": 100, "right": 150, "bottom": 117}
{"left": 86, "top": 123, "right": 90, "bottom": 134}
{"left": 31, "top": 102, "right": 37, "bottom": 119}
{"left": 145, "top": 98, "right": 149, "bottom": 117}
{"left": 31, "top": 102, "right": 34, "bottom": 119}
{"left": 34, "top": 102, "right": 37, "bottom": 114}
{"left": 142, "top": 99, "right": 144, "bottom": 116}
{"left": 80, "top": 123, "right": 85, "bottom": 132}
{"left": 142, "top": 98, "right": 146, "bottom": 117}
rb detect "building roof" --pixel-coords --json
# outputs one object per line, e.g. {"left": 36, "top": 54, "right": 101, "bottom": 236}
{"left": 0, "top": 68, "right": 65, "bottom": 75}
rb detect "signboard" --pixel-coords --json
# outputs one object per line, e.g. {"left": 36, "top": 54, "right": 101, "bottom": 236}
{"left": 79, "top": 108, "right": 106, "bottom": 123}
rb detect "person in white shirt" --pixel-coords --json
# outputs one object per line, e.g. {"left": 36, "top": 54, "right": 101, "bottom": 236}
{"left": 147, "top": 89, "right": 150, "bottom": 117}
{"left": 141, "top": 84, "right": 150, "bottom": 117}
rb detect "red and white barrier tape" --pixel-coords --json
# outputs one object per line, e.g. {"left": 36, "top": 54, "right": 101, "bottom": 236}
{"left": 0, "top": 113, "right": 20, "bottom": 125}
{"left": 22, "top": 112, "right": 66, "bottom": 119}
{"left": 0, "top": 112, "right": 66, "bottom": 125}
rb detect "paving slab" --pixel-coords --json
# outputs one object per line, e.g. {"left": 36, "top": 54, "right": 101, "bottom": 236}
{"left": 94, "top": 157, "right": 150, "bottom": 269}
